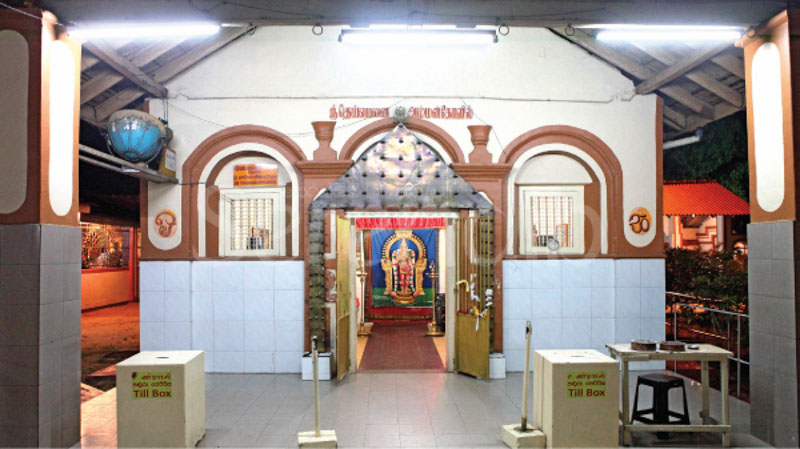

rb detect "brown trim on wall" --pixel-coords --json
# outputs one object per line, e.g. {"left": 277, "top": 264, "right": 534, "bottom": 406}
{"left": 654, "top": 97, "right": 665, "bottom": 255}
{"left": 500, "top": 124, "right": 663, "bottom": 258}
{"left": 501, "top": 125, "right": 624, "bottom": 256}
{"left": 205, "top": 186, "right": 220, "bottom": 258}
{"left": 38, "top": 28, "right": 81, "bottom": 227}
{"left": 742, "top": 11, "right": 798, "bottom": 223}
{"left": 511, "top": 151, "right": 602, "bottom": 256}
{"left": 141, "top": 124, "right": 306, "bottom": 261}
{"left": 204, "top": 150, "right": 294, "bottom": 259}
{"left": 0, "top": 10, "right": 81, "bottom": 226}
{"left": 339, "top": 118, "right": 466, "bottom": 163}
{"left": 184, "top": 125, "right": 306, "bottom": 182}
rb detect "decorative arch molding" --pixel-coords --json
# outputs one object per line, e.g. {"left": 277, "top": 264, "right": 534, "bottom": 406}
{"left": 339, "top": 117, "right": 465, "bottom": 164}
{"left": 501, "top": 125, "right": 624, "bottom": 255}
{"left": 183, "top": 124, "right": 306, "bottom": 183}
{"left": 179, "top": 125, "right": 306, "bottom": 258}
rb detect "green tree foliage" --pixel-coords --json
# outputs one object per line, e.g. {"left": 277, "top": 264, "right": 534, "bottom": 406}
{"left": 666, "top": 248, "right": 747, "bottom": 313}
{"left": 664, "top": 111, "right": 749, "bottom": 200}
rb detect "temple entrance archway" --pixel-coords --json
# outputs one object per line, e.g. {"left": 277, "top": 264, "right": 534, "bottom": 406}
{"left": 308, "top": 122, "right": 495, "bottom": 379}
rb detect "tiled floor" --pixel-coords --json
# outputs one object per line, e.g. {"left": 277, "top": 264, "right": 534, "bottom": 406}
{"left": 80, "top": 371, "right": 769, "bottom": 448}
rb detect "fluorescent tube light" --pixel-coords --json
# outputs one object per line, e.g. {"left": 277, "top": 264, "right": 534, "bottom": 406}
{"left": 592, "top": 25, "right": 742, "bottom": 42}
{"left": 339, "top": 29, "right": 497, "bottom": 45}
{"left": 68, "top": 22, "right": 220, "bottom": 40}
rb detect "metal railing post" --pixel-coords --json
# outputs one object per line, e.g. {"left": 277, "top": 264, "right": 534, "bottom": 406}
{"left": 665, "top": 294, "right": 749, "bottom": 401}
{"left": 673, "top": 303, "right": 678, "bottom": 373}
{"left": 736, "top": 315, "right": 741, "bottom": 398}
{"left": 726, "top": 318, "right": 731, "bottom": 351}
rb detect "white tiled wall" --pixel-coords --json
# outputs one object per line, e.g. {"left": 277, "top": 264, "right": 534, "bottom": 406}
{"left": 503, "top": 258, "right": 665, "bottom": 371}
{"left": 140, "top": 260, "right": 305, "bottom": 373}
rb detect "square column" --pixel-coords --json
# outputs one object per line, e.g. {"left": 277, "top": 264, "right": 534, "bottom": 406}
{"left": 0, "top": 8, "right": 82, "bottom": 447}
{"left": 741, "top": 10, "right": 800, "bottom": 447}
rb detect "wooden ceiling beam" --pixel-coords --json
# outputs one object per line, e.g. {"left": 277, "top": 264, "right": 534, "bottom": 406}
{"left": 83, "top": 40, "right": 168, "bottom": 99}
{"left": 95, "top": 89, "right": 150, "bottom": 122}
{"left": 713, "top": 102, "right": 743, "bottom": 121}
{"left": 633, "top": 44, "right": 744, "bottom": 107}
{"left": 128, "top": 39, "right": 186, "bottom": 67}
{"left": 685, "top": 71, "right": 744, "bottom": 107}
{"left": 663, "top": 105, "right": 687, "bottom": 129}
{"left": 635, "top": 43, "right": 731, "bottom": 95}
{"left": 81, "top": 54, "right": 100, "bottom": 72}
{"left": 659, "top": 86, "right": 713, "bottom": 118}
{"left": 553, "top": 29, "right": 714, "bottom": 119}
{"left": 81, "top": 40, "right": 185, "bottom": 105}
{"left": 710, "top": 53, "right": 745, "bottom": 79}
{"left": 93, "top": 28, "right": 248, "bottom": 121}
{"left": 81, "top": 72, "right": 124, "bottom": 105}
{"left": 675, "top": 102, "right": 743, "bottom": 137}
{"left": 664, "top": 118, "right": 684, "bottom": 131}
{"left": 80, "top": 105, "right": 101, "bottom": 128}
{"left": 81, "top": 40, "right": 135, "bottom": 72}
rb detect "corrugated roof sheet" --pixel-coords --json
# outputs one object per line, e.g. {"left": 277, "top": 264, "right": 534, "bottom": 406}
{"left": 664, "top": 180, "right": 749, "bottom": 216}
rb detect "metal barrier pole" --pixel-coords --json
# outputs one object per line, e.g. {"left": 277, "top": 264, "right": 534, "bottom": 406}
{"left": 520, "top": 321, "right": 532, "bottom": 431}
{"left": 312, "top": 336, "right": 321, "bottom": 438}
{"left": 673, "top": 305, "right": 678, "bottom": 372}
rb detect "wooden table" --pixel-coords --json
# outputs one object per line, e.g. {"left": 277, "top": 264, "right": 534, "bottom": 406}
{"left": 606, "top": 343, "right": 733, "bottom": 446}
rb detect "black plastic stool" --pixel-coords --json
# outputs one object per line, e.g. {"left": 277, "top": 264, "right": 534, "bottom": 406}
{"left": 631, "top": 373, "right": 690, "bottom": 439}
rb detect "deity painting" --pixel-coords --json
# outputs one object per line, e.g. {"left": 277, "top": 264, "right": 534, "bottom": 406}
{"left": 371, "top": 229, "right": 436, "bottom": 308}
{"left": 382, "top": 237, "right": 424, "bottom": 303}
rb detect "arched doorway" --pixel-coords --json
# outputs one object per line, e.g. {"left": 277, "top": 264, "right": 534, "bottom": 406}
{"left": 308, "top": 122, "right": 495, "bottom": 379}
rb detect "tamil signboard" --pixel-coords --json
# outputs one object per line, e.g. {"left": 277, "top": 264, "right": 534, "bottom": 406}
{"left": 234, "top": 164, "right": 278, "bottom": 187}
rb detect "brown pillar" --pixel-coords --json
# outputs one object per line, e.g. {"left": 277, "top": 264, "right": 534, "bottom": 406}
{"left": 0, "top": 8, "right": 82, "bottom": 448}
{"left": 311, "top": 121, "right": 337, "bottom": 161}
{"left": 467, "top": 125, "right": 493, "bottom": 164}
{"left": 741, "top": 10, "right": 800, "bottom": 446}
{"left": 452, "top": 159, "right": 512, "bottom": 354}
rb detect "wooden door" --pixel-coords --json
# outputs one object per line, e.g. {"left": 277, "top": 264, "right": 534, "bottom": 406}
{"left": 336, "top": 217, "right": 351, "bottom": 381}
{"left": 454, "top": 215, "right": 493, "bottom": 379}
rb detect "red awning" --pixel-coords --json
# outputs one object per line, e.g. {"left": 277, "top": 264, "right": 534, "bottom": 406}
{"left": 663, "top": 180, "right": 749, "bottom": 216}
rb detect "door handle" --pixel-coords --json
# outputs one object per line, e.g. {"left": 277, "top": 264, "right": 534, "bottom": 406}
{"left": 456, "top": 279, "right": 471, "bottom": 296}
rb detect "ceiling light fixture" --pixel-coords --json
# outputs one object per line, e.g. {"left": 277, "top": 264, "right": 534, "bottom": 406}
{"left": 589, "top": 24, "right": 743, "bottom": 42}
{"left": 68, "top": 22, "right": 220, "bottom": 40}
{"left": 338, "top": 28, "right": 497, "bottom": 45}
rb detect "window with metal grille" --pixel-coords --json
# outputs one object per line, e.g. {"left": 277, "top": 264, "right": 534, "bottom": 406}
{"left": 220, "top": 188, "right": 285, "bottom": 256}
{"left": 519, "top": 186, "right": 584, "bottom": 254}
{"left": 230, "top": 197, "right": 273, "bottom": 251}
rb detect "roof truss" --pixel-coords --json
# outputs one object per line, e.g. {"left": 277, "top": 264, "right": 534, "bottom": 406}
{"left": 552, "top": 28, "right": 746, "bottom": 138}
{"left": 80, "top": 27, "right": 252, "bottom": 125}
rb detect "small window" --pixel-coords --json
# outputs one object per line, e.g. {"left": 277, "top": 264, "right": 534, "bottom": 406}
{"left": 219, "top": 187, "right": 285, "bottom": 256}
{"left": 520, "top": 186, "right": 584, "bottom": 255}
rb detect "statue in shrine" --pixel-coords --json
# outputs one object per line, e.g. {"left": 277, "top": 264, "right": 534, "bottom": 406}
{"left": 381, "top": 230, "right": 427, "bottom": 305}
{"left": 393, "top": 239, "right": 417, "bottom": 296}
